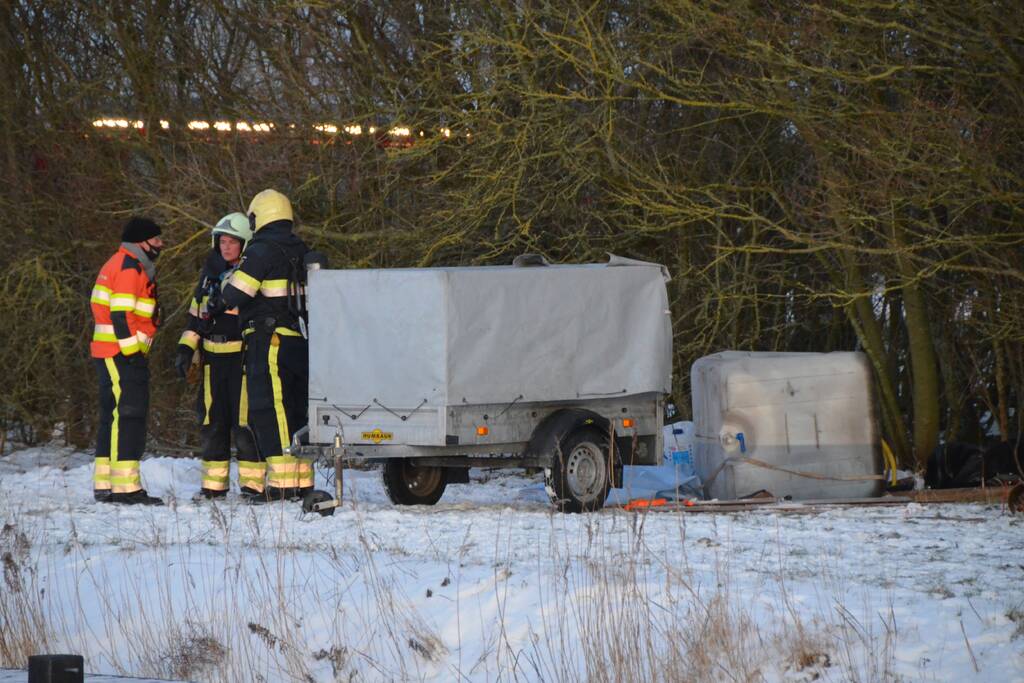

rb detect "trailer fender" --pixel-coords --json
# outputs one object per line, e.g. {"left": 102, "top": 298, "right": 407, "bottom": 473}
{"left": 524, "top": 409, "right": 624, "bottom": 485}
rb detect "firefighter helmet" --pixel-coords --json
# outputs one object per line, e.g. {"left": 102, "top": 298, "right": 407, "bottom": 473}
{"left": 247, "top": 189, "right": 293, "bottom": 231}
{"left": 211, "top": 212, "right": 253, "bottom": 250}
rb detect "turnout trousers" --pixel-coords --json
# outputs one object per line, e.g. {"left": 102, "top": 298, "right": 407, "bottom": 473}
{"left": 93, "top": 355, "right": 148, "bottom": 495}
{"left": 195, "top": 351, "right": 259, "bottom": 495}
{"left": 243, "top": 330, "right": 313, "bottom": 496}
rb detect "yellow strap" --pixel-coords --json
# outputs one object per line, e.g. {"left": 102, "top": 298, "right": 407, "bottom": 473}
{"left": 104, "top": 358, "right": 121, "bottom": 462}
{"left": 238, "top": 374, "right": 249, "bottom": 426}
{"left": 880, "top": 439, "right": 898, "bottom": 486}
{"left": 267, "top": 337, "right": 291, "bottom": 453}
{"left": 202, "top": 364, "right": 213, "bottom": 426}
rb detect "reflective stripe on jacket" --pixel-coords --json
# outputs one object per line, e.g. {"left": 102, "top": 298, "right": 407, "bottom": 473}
{"left": 221, "top": 221, "right": 309, "bottom": 331}
{"left": 90, "top": 247, "right": 159, "bottom": 358}
{"left": 178, "top": 251, "right": 243, "bottom": 356}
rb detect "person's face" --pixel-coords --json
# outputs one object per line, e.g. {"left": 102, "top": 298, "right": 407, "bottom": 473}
{"left": 218, "top": 235, "right": 243, "bottom": 263}
{"left": 140, "top": 236, "right": 163, "bottom": 251}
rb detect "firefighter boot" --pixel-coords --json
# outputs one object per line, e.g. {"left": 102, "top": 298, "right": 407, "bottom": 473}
{"left": 192, "top": 488, "right": 228, "bottom": 503}
{"left": 240, "top": 489, "right": 269, "bottom": 505}
{"left": 111, "top": 489, "right": 164, "bottom": 506}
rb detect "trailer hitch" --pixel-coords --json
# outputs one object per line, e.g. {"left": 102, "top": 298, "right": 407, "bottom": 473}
{"left": 288, "top": 426, "right": 345, "bottom": 516}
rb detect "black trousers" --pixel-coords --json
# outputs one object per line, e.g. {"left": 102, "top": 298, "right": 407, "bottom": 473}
{"left": 195, "top": 351, "right": 258, "bottom": 492}
{"left": 94, "top": 355, "right": 148, "bottom": 494}
{"left": 244, "top": 330, "right": 313, "bottom": 492}
{"left": 195, "top": 352, "right": 258, "bottom": 457}
{"left": 244, "top": 331, "right": 308, "bottom": 457}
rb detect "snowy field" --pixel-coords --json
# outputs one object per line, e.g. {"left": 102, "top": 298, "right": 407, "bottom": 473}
{"left": 1, "top": 445, "right": 1023, "bottom": 682}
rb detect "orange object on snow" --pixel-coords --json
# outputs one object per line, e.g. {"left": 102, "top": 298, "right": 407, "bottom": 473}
{"left": 624, "top": 498, "right": 668, "bottom": 511}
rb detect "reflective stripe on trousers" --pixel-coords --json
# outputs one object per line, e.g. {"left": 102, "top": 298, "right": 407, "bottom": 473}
{"left": 94, "top": 355, "right": 148, "bottom": 495}
{"left": 110, "top": 461, "right": 142, "bottom": 493}
{"left": 266, "top": 455, "right": 314, "bottom": 489}
{"left": 94, "top": 458, "right": 142, "bottom": 494}
{"left": 94, "top": 457, "right": 111, "bottom": 491}
{"left": 201, "top": 460, "right": 230, "bottom": 491}
{"left": 238, "top": 461, "right": 267, "bottom": 493}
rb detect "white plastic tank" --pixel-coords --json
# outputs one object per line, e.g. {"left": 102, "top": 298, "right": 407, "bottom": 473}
{"left": 691, "top": 351, "right": 882, "bottom": 501}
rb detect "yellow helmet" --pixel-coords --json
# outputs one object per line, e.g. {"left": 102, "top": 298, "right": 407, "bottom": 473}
{"left": 247, "top": 189, "right": 293, "bottom": 231}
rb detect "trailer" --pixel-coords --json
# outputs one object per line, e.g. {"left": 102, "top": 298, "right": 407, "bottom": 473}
{"left": 294, "top": 254, "right": 673, "bottom": 513}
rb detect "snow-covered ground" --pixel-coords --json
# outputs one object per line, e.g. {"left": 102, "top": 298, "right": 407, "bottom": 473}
{"left": 1, "top": 445, "right": 1022, "bottom": 682}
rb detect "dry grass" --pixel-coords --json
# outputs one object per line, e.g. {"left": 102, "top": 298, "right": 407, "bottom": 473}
{"left": 0, "top": 502, "right": 904, "bottom": 682}
{"left": 0, "top": 521, "right": 54, "bottom": 664}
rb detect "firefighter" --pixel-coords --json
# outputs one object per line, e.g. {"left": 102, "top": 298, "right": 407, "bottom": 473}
{"left": 218, "top": 189, "right": 313, "bottom": 502}
{"left": 89, "top": 217, "right": 165, "bottom": 505}
{"left": 175, "top": 213, "right": 260, "bottom": 499}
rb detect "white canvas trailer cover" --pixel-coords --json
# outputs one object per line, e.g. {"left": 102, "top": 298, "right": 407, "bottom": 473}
{"left": 307, "top": 257, "right": 672, "bottom": 446}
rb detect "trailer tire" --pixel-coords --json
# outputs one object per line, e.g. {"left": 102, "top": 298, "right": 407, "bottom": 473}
{"left": 383, "top": 459, "right": 447, "bottom": 506}
{"left": 545, "top": 427, "right": 611, "bottom": 513}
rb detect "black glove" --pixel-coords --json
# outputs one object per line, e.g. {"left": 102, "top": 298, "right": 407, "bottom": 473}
{"left": 205, "top": 289, "right": 227, "bottom": 319}
{"left": 126, "top": 353, "right": 147, "bottom": 367}
{"left": 175, "top": 346, "right": 193, "bottom": 379}
{"left": 197, "top": 317, "right": 213, "bottom": 336}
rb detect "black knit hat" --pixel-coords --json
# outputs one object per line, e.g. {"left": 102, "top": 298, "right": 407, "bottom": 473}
{"left": 121, "top": 216, "right": 162, "bottom": 242}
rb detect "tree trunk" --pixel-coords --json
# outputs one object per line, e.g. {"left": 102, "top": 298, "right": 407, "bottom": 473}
{"left": 837, "top": 253, "right": 913, "bottom": 466}
{"left": 893, "top": 227, "right": 941, "bottom": 469}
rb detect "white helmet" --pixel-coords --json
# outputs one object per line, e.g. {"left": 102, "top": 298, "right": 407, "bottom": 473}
{"left": 211, "top": 212, "right": 253, "bottom": 250}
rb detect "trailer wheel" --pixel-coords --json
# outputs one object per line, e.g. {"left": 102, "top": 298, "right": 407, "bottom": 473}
{"left": 545, "top": 427, "right": 611, "bottom": 513}
{"left": 382, "top": 459, "right": 447, "bottom": 506}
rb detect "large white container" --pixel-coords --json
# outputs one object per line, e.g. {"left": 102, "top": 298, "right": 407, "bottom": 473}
{"left": 691, "top": 351, "right": 882, "bottom": 501}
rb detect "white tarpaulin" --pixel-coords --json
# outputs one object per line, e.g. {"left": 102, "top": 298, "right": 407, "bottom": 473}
{"left": 307, "top": 257, "right": 672, "bottom": 444}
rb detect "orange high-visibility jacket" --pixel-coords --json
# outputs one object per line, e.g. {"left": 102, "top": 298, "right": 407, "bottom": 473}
{"left": 90, "top": 247, "right": 159, "bottom": 358}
